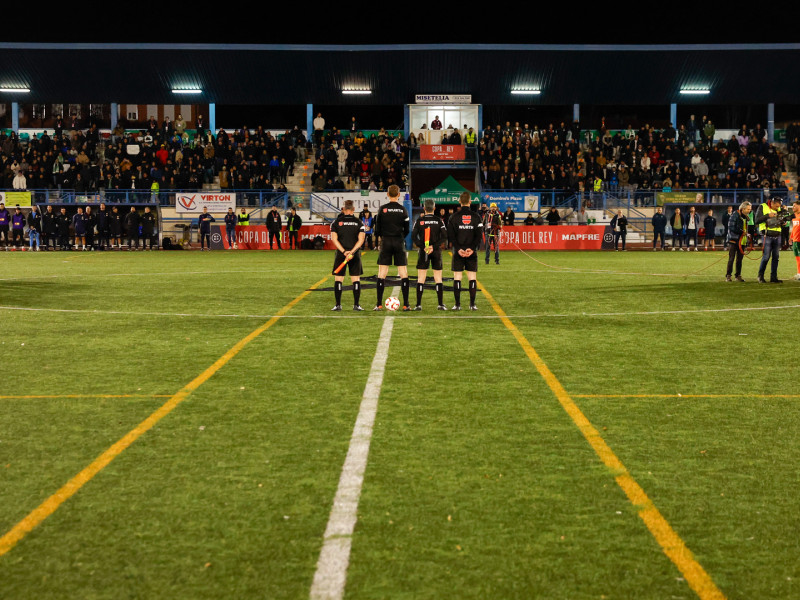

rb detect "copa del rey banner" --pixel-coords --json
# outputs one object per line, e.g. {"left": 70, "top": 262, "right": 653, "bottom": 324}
{"left": 420, "top": 145, "right": 466, "bottom": 160}
{"left": 209, "top": 225, "right": 336, "bottom": 250}
{"left": 498, "top": 226, "right": 613, "bottom": 250}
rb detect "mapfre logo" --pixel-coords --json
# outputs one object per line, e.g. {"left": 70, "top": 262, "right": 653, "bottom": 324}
{"left": 178, "top": 196, "right": 197, "bottom": 210}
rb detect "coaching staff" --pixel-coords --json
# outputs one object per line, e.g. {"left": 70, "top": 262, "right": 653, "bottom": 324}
{"left": 447, "top": 191, "right": 483, "bottom": 310}
{"left": 412, "top": 198, "right": 448, "bottom": 310}
{"left": 374, "top": 184, "right": 411, "bottom": 310}
{"left": 330, "top": 199, "right": 366, "bottom": 311}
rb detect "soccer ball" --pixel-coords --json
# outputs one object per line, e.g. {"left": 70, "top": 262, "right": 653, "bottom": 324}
{"left": 384, "top": 296, "right": 401, "bottom": 311}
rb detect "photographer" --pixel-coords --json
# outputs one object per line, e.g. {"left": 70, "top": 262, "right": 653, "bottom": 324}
{"left": 790, "top": 200, "right": 800, "bottom": 281}
{"left": 725, "top": 201, "right": 752, "bottom": 282}
{"left": 755, "top": 197, "right": 786, "bottom": 283}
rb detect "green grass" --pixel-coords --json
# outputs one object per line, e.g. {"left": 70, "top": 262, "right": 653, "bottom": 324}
{"left": 0, "top": 248, "right": 798, "bottom": 599}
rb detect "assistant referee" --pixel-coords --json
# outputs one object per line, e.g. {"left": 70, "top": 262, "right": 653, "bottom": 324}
{"left": 373, "top": 184, "right": 411, "bottom": 310}
{"left": 447, "top": 191, "right": 483, "bottom": 310}
{"left": 330, "top": 199, "right": 366, "bottom": 311}
{"left": 412, "top": 198, "right": 448, "bottom": 310}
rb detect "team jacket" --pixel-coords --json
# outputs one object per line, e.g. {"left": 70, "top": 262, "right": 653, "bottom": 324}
{"left": 374, "top": 201, "right": 409, "bottom": 238}
{"left": 446, "top": 207, "right": 483, "bottom": 251}
{"left": 412, "top": 213, "right": 447, "bottom": 249}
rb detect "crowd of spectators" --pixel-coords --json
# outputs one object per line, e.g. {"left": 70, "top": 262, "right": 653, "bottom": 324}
{"left": 0, "top": 116, "right": 307, "bottom": 199}
{"left": 310, "top": 124, "right": 409, "bottom": 192}
{"left": 0, "top": 113, "right": 793, "bottom": 204}
{"left": 477, "top": 117, "right": 789, "bottom": 200}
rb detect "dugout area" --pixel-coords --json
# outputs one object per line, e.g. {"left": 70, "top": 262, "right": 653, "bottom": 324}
{"left": 1, "top": 250, "right": 799, "bottom": 599}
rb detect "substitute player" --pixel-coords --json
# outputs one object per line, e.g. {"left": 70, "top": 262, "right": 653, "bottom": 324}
{"left": 331, "top": 199, "right": 366, "bottom": 311}
{"left": 373, "top": 184, "right": 411, "bottom": 311}
{"left": 412, "top": 198, "right": 448, "bottom": 311}
{"left": 447, "top": 191, "right": 483, "bottom": 310}
{"left": 790, "top": 199, "right": 800, "bottom": 281}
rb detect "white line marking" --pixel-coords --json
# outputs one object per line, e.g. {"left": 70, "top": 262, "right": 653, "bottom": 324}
{"left": 1, "top": 303, "right": 799, "bottom": 320}
{"left": 309, "top": 287, "right": 398, "bottom": 600}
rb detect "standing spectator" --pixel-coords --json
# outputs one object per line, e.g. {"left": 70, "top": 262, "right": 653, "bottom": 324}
{"left": 109, "top": 206, "right": 123, "bottom": 248}
{"left": 266, "top": 205, "right": 282, "bottom": 249}
{"left": 313, "top": 112, "right": 325, "bottom": 146}
{"left": 670, "top": 208, "right": 685, "bottom": 250}
{"left": 503, "top": 206, "right": 515, "bottom": 227}
{"left": 0, "top": 202, "right": 10, "bottom": 250}
{"left": 361, "top": 207, "right": 374, "bottom": 250}
{"left": 703, "top": 209, "right": 717, "bottom": 251}
{"left": 27, "top": 205, "right": 42, "bottom": 251}
{"left": 56, "top": 207, "right": 71, "bottom": 250}
{"left": 72, "top": 206, "right": 87, "bottom": 250}
{"left": 755, "top": 197, "right": 784, "bottom": 283}
{"left": 10, "top": 206, "right": 25, "bottom": 249}
{"left": 224, "top": 207, "right": 237, "bottom": 249}
{"left": 704, "top": 119, "right": 716, "bottom": 146}
{"left": 652, "top": 206, "right": 667, "bottom": 250}
{"left": 42, "top": 205, "right": 57, "bottom": 250}
{"left": 141, "top": 206, "right": 156, "bottom": 250}
{"left": 197, "top": 207, "right": 214, "bottom": 251}
{"left": 430, "top": 116, "right": 443, "bottom": 130}
{"left": 722, "top": 205, "right": 734, "bottom": 242}
{"left": 125, "top": 206, "right": 141, "bottom": 250}
{"left": 84, "top": 205, "right": 97, "bottom": 250}
{"left": 610, "top": 209, "right": 628, "bottom": 251}
{"left": 685, "top": 206, "right": 701, "bottom": 251}
{"left": 546, "top": 207, "right": 561, "bottom": 226}
{"left": 96, "top": 203, "right": 110, "bottom": 250}
{"left": 286, "top": 207, "right": 302, "bottom": 249}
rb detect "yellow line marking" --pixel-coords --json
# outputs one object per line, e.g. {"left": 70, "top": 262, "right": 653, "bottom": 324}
{"left": 0, "top": 394, "right": 172, "bottom": 400}
{"left": 575, "top": 394, "right": 800, "bottom": 399}
{"left": 479, "top": 282, "right": 726, "bottom": 600}
{"left": 0, "top": 276, "right": 328, "bottom": 559}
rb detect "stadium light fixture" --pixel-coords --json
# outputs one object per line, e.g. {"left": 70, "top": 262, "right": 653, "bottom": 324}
{"left": 172, "top": 88, "right": 203, "bottom": 94}
{"left": 511, "top": 89, "right": 541, "bottom": 95}
{"left": 0, "top": 87, "right": 30, "bottom": 93}
{"left": 342, "top": 90, "right": 372, "bottom": 95}
{"left": 680, "top": 89, "right": 710, "bottom": 95}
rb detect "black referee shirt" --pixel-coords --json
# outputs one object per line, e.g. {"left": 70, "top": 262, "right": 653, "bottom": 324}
{"left": 413, "top": 214, "right": 447, "bottom": 248}
{"left": 374, "top": 201, "right": 409, "bottom": 238}
{"left": 446, "top": 206, "right": 483, "bottom": 251}
{"left": 330, "top": 214, "right": 364, "bottom": 251}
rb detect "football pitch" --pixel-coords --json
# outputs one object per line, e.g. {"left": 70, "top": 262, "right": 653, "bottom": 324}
{"left": 1, "top": 248, "right": 798, "bottom": 599}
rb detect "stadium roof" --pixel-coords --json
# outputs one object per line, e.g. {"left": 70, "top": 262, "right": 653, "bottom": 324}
{"left": 1, "top": 43, "right": 798, "bottom": 106}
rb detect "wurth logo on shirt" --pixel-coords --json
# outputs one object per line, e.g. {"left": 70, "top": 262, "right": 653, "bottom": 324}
{"left": 461, "top": 215, "right": 472, "bottom": 225}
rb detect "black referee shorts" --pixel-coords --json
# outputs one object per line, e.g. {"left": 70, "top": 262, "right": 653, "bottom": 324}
{"left": 416, "top": 248, "right": 443, "bottom": 270}
{"left": 377, "top": 236, "right": 408, "bottom": 266}
{"left": 332, "top": 250, "right": 363, "bottom": 276}
{"left": 451, "top": 251, "right": 478, "bottom": 272}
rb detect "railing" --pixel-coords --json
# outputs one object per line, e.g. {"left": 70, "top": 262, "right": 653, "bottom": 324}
{"left": 309, "top": 194, "right": 342, "bottom": 222}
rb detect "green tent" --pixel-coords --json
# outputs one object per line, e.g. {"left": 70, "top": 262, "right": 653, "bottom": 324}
{"left": 418, "top": 175, "right": 480, "bottom": 204}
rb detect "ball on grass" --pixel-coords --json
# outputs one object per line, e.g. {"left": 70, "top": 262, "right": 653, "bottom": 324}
{"left": 385, "top": 296, "right": 401, "bottom": 311}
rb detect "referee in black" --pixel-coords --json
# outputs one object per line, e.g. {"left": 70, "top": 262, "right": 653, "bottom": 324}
{"left": 447, "top": 191, "right": 483, "bottom": 310}
{"left": 412, "top": 198, "right": 448, "bottom": 310}
{"left": 331, "top": 199, "right": 366, "bottom": 311}
{"left": 374, "top": 184, "right": 411, "bottom": 310}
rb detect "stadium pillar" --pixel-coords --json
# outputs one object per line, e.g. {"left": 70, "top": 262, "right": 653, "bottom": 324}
{"left": 478, "top": 104, "right": 483, "bottom": 133}
{"left": 11, "top": 102, "right": 19, "bottom": 133}
{"left": 110, "top": 103, "right": 118, "bottom": 131}
{"left": 404, "top": 104, "right": 409, "bottom": 139}
{"left": 573, "top": 104, "right": 579, "bottom": 122}
{"left": 209, "top": 104, "right": 216, "bottom": 134}
{"left": 670, "top": 103, "right": 677, "bottom": 132}
{"left": 307, "top": 104, "right": 313, "bottom": 141}
{"left": 767, "top": 102, "right": 775, "bottom": 144}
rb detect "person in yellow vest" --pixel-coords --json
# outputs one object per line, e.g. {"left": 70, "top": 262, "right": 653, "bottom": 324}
{"left": 464, "top": 127, "right": 477, "bottom": 146}
{"left": 755, "top": 197, "right": 785, "bottom": 283}
{"left": 237, "top": 208, "right": 250, "bottom": 226}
